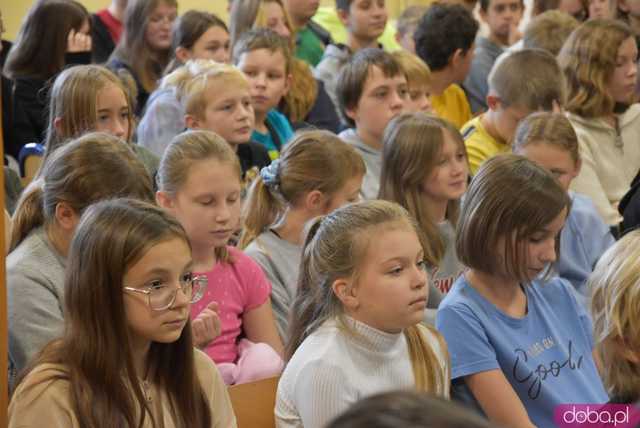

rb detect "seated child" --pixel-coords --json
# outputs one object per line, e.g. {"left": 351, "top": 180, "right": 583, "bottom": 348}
{"left": 336, "top": 48, "right": 408, "bottom": 199}
{"left": 276, "top": 200, "right": 450, "bottom": 427}
{"left": 157, "top": 130, "right": 284, "bottom": 385}
{"left": 413, "top": 3, "right": 478, "bottom": 128}
{"left": 233, "top": 28, "right": 295, "bottom": 160}
{"left": 315, "top": 0, "right": 389, "bottom": 120}
{"left": 590, "top": 230, "right": 640, "bottom": 406}
{"left": 461, "top": 49, "right": 565, "bottom": 175}
{"left": 179, "top": 61, "right": 271, "bottom": 182}
{"left": 391, "top": 50, "right": 432, "bottom": 114}
{"left": 395, "top": 5, "right": 428, "bottom": 54}
{"left": 464, "top": 0, "right": 524, "bottom": 113}
{"left": 241, "top": 130, "right": 365, "bottom": 339}
{"left": 513, "top": 112, "right": 615, "bottom": 302}
{"left": 437, "top": 154, "right": 608, "bottom": 428}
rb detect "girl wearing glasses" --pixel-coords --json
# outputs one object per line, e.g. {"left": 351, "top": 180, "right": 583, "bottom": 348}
{"left": 7, "top": 132, "right": 154, "bottom": 383}
{"left": 9, "top": 198, "right": 236, "bottom": 427}
{"left": 157, "top": 130, "right": 284, "bottom": 385}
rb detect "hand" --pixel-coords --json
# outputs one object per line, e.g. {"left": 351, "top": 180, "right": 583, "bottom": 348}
{"left": 67, "top": 29, "right": 92, "bottom": 53}
{"left": 192, "top": 301, "right": 221, "bottom": 349}
{"left": 508, "top": 22, "right": 522, "bottom": 47}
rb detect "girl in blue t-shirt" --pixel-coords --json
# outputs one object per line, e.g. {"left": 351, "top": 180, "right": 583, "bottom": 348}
{"left": 437, "top": 154, "right": 608, "bottom": 428}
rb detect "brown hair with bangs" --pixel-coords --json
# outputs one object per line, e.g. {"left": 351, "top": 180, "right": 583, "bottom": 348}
{"left": 336, "top": 48, "right": 405, "bottom": 127}
{"left": 379, "top": 113, "right": 466, "bottom": 267}
{"left": 456, "top": 154, "right": 571, "bottom": 282}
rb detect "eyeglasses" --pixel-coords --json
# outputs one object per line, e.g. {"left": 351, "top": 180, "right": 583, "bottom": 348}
{"left": 123, "top": 273, "right": 207, "bottom": 311}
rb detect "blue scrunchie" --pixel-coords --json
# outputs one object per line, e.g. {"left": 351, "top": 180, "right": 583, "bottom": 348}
{"left": 260, "top": 159, "right": 281, "bottom": 189}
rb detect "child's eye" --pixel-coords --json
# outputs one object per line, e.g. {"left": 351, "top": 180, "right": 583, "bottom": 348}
{"left": 146, "top": 279, "right": 166, "bottom": 290}
{"left": 387, "top": 266, "right": 404, "bottom": 276}
{"left": 244, "top": 70, "right": 258, "bottom": 77}
{"left": 268, "top": 73, "right": 283, "bottom": 80}
{"left": 180, "top": 272, "right": 193, "bottom": 285}
{"left": 98, "top": 115, "right": 109, "bottom": 122}
{"left": 200, "top": 199, "right": 214, "bottom": 206}
{"left": 417, "top": 260, "right": 428, "bottom": 271}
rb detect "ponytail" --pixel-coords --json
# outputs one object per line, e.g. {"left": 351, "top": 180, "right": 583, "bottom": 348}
{"left": 404, "top": 324, "right": 450, "bottom": 395}
{"left": 10, "top": 180, "right": 45, "bottom": 252}
{"left": 285, "top": 215, "right": 326, "bottom": 359}
{"left": 239, "top": 176, "right": 283, "bottom": 249}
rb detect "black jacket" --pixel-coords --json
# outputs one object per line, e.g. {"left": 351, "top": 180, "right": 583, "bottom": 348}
{"left": 91, "top": 13, "right": 116, "bottom": 64}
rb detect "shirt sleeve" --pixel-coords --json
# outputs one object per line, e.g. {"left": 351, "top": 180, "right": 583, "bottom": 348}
{"left": 436, "top": 303, "right": 499, "bottom": 380}
{"left": 8, "top": 373, "right": 75, "bottom": 428}
{"left": 7, "top": 269, "right": 64, "bottom": 375}
{"left": 194, "top": 349, "right": 238, "bottom": 428}
{"left": 570, "top": 133, "right": 621, "bottom": 225}
{"left": 236, "top": 250, "right": 272, "bottom": 312}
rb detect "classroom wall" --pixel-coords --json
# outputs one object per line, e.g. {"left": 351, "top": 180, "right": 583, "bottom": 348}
{"left": 1, "top": 0, "right": 435, "bottom": 41}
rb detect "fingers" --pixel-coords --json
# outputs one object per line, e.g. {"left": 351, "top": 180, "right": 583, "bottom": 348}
{"left": 191, "top": 307, "right": 222, "bottom": 349}
{"left": 67, "top": 29, "right": 92, "bottom": 53}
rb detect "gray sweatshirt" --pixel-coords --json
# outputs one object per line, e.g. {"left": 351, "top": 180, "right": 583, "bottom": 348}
{"left": 245, "top": 230, "right": 302, "bottom": 341}
{"left": 314, "top": 44, "right": 352, "bottom": 120}
{"left": 463, "top": 36, "right": 505, "bottom": 114}
{"left": 339, "top": 128, "right": 382, "bottom": 200}
{"left": 7, "top": 227, "right": 66, "bottom": 377}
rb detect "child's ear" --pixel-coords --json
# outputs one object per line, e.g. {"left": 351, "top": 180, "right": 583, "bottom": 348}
{"left": 175, "top": 46, "right": 192, "bottom": 63}
{"left": 337, "top": 8, "right": 350, "bottom": 26}
{"left": 332, "top": 278, "right": 359, "bottom": 309}
{"left": 155, "top": 190, "right": 175, "bottom": 210}
{"left": 184, "top": 114, "right": 200, "bottom": 130}
{"left": 619, "top": 0, "right": 630, "bottom": 12}
{"left": 305, "top": 189, "right": 326, "bottom": 214}
{"left": 574, "top": 158, "right": 583, "bottom": 177}
{"left": 486, "top": 94, "right": 501, "bottom": 111}
{"left": 283, "top": 73, "right": 293, "bottom": 96}
{"left": 345, "top": 105, "right": 358, "bottom": 124}
{"left": 54, "top": 202, "right": 79, "bottom": 232}
{"left": 53, "top": 117, "right": 64, "bottom": 136}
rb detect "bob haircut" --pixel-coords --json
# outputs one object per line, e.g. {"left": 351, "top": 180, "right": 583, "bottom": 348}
{"left": 456, "top": 154, "right": 571, "bottom": 282}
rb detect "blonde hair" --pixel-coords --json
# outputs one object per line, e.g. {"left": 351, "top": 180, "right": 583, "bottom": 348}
{"left": 157, "top": 130, "right": 242, "bottom": 263}
{"left": 558, "top": 19, "right": 634, "bottom": 117}
{"left": 229, "top": 0, "right": 294, "bottom": 48}
{"left": 11, "top": 132, "right": 154, "bottom": 251}
{"left": 175, "top": 62, "right": 249, "bottom": 119}
{"left": 391, "top": 50, "right": 431, "bottom": 90}
{"left": 379, "top": 113, "right": 465, "bottom": 267}
{"left": 456, "top": 154, "right": 571, "bottom": 282}
{"left": 590, "top": 230, "right": 640, "bottom": 402}
{"left": 523, "top": 10, "right": 579, "bottom": 56}
{"left": 513, "top": 112, "right": 580, "bottom": 165}
{"left": 43, "top": 65, "right": 134, "bottom": 162}
{"left": 287, "top": 200, "right": 449, "bottom": 394}
{"left": 489, "top": 49, "right": 566, "bottom": 109}
{"left": 239, "top": 130, "right": 366, "bottom": 248}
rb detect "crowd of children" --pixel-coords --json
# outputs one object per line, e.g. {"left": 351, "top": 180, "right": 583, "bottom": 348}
{"left": 3, "top": 0, "right": 640, "bottom": 426}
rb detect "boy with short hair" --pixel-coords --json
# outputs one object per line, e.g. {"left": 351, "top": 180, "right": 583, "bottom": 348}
{"left": 336, "top": 48, "right": 408, "bottom": 199}
{"left": 464, "top": 0, "right": 524, "bottom": 114}
{"left": 395, "top": 5, "right": 428, "bottom": 54}
{"left": 315, "top": 0, "right": 389, "bottom": 120}
{"left": 522, "top": 10, "right": 579, "bottom": 56}
{"left": 461, "top": 49, "right": 566, "bottom": 175}
{"left": 391, "top": 50, "right": 432, "bottom": 113}
{"left": 283, "top": 0, "right": 331, "bottom": 67}
{"left": 413, "top": 3, "right": 478, "bottom": 129}
{"left": 233, "top": 29, "right": 294, "bottom": 160}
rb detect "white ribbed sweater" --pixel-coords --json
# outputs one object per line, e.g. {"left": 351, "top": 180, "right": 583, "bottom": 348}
{"left": 275, "top": 317, "right": 449, "bottom": 428}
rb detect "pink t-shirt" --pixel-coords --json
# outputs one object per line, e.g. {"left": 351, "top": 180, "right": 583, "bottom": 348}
{"left": 190, "top": 246, "right": 271, "bottom": 364}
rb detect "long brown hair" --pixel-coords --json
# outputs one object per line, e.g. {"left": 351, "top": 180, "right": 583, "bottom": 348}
{"left": 14, "top": 198, "right": 211, "bottom": 427}
{"left": 5, "top": 0, "right": 90, "bottom": 80}
{"left": 43, "top": 65, "right": 134, "bottom": 162}
{"left": 110, "top": 0, "right": 178, "bottom": 93}
{"left": 379, "top": 113, "right": 466, "bottom": 267}
{"left": 165, "top": 10, "right": 228, "bottom": 74}
{"left": 10, "top": 132, "right": 154, "bottom": 251}
{"left": 239, "top": 130, "right": 366, "bottom": 249}
{"left": 287, "top": 200, "right": 449, "bottom": 394}
{"left": 558, "top": 19, "right": 635, "bottom": 117}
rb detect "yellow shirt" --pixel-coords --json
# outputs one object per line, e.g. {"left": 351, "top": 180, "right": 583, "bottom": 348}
{"left": 431, "top": 84, "right": 472, "bottom": 129}
{"left": 8, "top": 349, "right": 237, "bottom": 428}
{"left": 461, "top": 115, "right": 510, "bottom": 175}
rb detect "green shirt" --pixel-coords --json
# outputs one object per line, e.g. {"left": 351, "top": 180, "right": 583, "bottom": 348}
{"left": 295, "top": 25, "right": 325, "bottom": 67}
